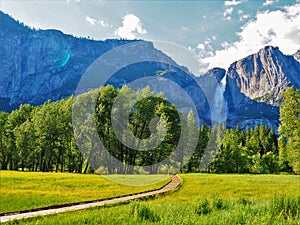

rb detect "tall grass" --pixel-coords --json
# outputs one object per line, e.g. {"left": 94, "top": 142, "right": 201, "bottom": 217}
{"left": 5, "top": 195, "right": 299, "bottom": 225}
{"left": 1, "top": 171, "right": 169, "bottom": 213}
{"left": 269, "top": 195, "right": 300, "bottom": 219}
{"left": 2, "top": 174, "right": 299, "bottom": 224}
{"left": 130, "top": 201, "right": 160, "bottom": 222}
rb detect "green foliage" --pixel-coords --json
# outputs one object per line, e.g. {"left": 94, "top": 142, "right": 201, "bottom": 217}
{"left": 1, "top": 85, "right": 184, "bottom": 174}
{"left": 130, "top": 201, "right": 160, "bottom": 222}
{"left": 237, "top": 197, "right": 253, "bottom": 206}
{"left": 185, "top": 124, "right": 210, "bottom": 173}
{"left": 93, "top": 85, "right": 182, "bottom": 174}
{"left": 212, "top": 128, "right": 245, "bottom": 173}
{"left": 279, "top": 86, "right": 300, "bottom": 174}
{"left": 194, "top": 195, "right": 227, "bottom": 215}
{"left": 194, "top": 198, "right": 212, "bottom": 215}
{"left": 211, "top": 195, "right": 226, "bottom": 210}
{"left": 209, "top": 124, "right": 279, "bottom": 174}
{"left": 0, "top": 84, "right": 288, "bottom": 174}
{"left": 269, "top": 195, "right": 300, "bottom": 219}
{"left": 0, "top": 111, "right": 9, "bottom": 169}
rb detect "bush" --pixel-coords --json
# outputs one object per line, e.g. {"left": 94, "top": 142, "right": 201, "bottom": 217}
{"left": 194, "top": 196, "right": 227, "bottom": 216}
{"left": 211, "top": 195, "right": 226, "bottom": 210}
{"left": 194, "top": 198, "right": 212, "bottom": 215}
{"left": 237, "top": 197, "right": 253, "bottom": 206}
{"left": 130, "top": 201, "right": 160, "bottom": 222}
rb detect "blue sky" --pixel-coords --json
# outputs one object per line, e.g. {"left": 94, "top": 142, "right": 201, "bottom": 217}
{"left": 1, "top": 0, "right": 299, "bottom": 73}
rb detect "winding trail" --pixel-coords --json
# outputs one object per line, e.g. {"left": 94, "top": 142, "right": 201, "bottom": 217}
{"left": 0, "top": 175, "right": 181, "bottom": 223}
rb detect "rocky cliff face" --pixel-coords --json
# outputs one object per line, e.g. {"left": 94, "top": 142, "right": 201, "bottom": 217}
{"left": 0, "top": 11, "right": 182, "bottom": 111}
{"left": 0, "top": 11, "right": 212, "bottom": 125}
{"left": 224, "top": 46, "right": 300, "bottom": 129}
{"left": 0, "top": 11, "right": 124, "bottom": 109}
{"left": 1, "top": 11, "right": 299, "bottom": 130}
{"left": 226, "top": 46, "right": 300, "bottom": 106}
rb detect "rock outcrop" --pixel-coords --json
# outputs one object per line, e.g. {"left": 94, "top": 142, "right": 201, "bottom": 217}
{"left": 226, "top": 46, "right": 300, "bottom": 106}
{"left": 293, "top": 50, "right": 300, "bottom": 62}
{"left": 224, "top": 46, "right": 300, "bottom": 129}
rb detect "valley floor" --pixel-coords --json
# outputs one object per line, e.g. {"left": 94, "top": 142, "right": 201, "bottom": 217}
{"left": 1, "top": 173, "right": 299, "bottom": 224}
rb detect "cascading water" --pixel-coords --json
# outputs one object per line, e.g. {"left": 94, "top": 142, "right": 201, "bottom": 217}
{"left": 211, "top": 74, "right": 227, "bottom": 123}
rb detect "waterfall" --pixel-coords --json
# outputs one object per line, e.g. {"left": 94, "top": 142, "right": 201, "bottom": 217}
{"left": 212, "top": 74, "right": 227, "bottom": 123}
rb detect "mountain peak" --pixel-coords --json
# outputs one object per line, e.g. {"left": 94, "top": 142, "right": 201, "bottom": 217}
{"left": 257, "top": 45, "right": 283, "bottom": 58}
{"left": 293, "top": 50, "right": 300, "bottom": 62}
{"left": 261, "top": 45, "right": 279, "bottom": 52}
{"left": 226, "top": 45, "right": 300, "bottom": 106}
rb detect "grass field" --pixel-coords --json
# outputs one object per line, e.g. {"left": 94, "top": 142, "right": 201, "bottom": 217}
{"left": 2, "top": 173, "right": 299, "bottom": 224}
{"left": 0, "top": 171, "right": 170, "bottom": 213}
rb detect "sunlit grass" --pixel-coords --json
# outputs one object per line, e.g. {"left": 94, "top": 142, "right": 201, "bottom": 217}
{"left": 0, "top": 171, "right": 169, "bottom": 213}
{"left": 164, "top": 174, "right": 300, "bottom": 201}
{"left": 2, "top": 173, "right": 299, "bottom": 225}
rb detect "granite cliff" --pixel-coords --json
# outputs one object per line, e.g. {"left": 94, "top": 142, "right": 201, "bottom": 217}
{"left": 1, "top": 11, "right": 299, "bottom": 130}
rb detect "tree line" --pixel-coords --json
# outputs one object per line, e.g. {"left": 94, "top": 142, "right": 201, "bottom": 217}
{"left": 0, "top": 85, "right": 299, "bottom": 174}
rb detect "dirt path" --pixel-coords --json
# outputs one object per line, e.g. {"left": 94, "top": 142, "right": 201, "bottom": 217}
{"left": 0, "top": 175, "right": 181, "bottom": 223}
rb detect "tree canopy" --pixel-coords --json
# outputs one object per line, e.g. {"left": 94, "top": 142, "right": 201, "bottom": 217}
{"left": 278, "top": 86, "right": 300, "bottom": 174}
{"left": 0, "top": 84, "right": 292, "bottom": 175}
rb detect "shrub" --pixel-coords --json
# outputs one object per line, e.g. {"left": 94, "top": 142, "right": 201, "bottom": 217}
{"left": 194, "top": 198, "right": 212, "bottom": 215}
{"left": 211, "top": 195, "right": 226, "bottom": 210}
{"left": 237, "top": 197, "right": 253, "bottom": 206}
{"left": 130, "top": 201, "right": 160, "bottom": 222}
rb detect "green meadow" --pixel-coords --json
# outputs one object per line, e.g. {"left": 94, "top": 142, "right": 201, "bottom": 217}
{"left": 0, "top": 171, "right": 169, "bottom": 214}
{"left": 2, "top": 173, "right": 299, "bottom": 224}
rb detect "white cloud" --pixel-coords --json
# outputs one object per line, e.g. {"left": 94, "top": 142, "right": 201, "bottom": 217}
{"left": 263, "top": 0, "right": 278, "bottom": 6}
{"left": 99, "top": 20, "right": 109, "bottom": 27}
{"left": 221, "top": 41, "right": 231, "bottom": 48}
{"left": 239, "top": 14, "right": 250, "bottom": 21}
{"left": 200, "top": 3, "right": 300, "bottom": 72}
{"left": 197, "top": 43, "right": 205, "bottom": 50}
{"left": 224, "top": 0, "right": 242, "bottom": 6}
{"left": 114, "top": 14, "right": 147, "bottom": 40}
{"left": 237, "top": 9, "right": 250, "bottom": 21}
{"left": 86, "top": 16, "right": 97, "bottom": 26}
{"left": 196, "top": 36, "right": 217, "bottom": 59}
{"left": 237, "top": 10, "right": 243, "bottom": 15}
{"left": 86, "top": 16, "right": 110, "bottom": 27}
{"left": 224, "top": 7, "right": 234, "bottom": 17}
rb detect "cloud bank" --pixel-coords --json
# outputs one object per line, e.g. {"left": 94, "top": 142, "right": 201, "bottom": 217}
{"left": 200, "top": 3, "right": 300, "bottom": 72}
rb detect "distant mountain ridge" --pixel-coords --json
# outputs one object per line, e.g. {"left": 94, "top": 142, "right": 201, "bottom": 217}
{"left": 1, "top": 11, "right": 299, "bottom": 130}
